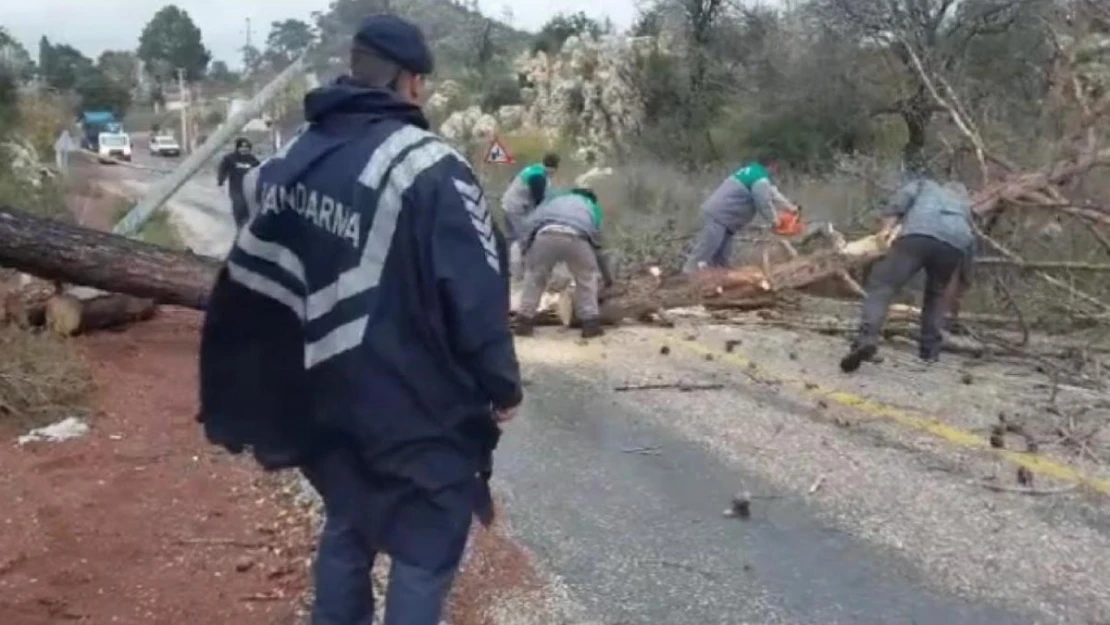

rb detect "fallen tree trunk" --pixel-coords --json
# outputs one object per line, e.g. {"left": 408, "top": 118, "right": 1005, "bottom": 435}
{"left": 44, "top": 292, "right": 157, "bottom": 336}
{"left": 580, "top": 233, "right": 893, "bottom": 326}
{"left": 0, "top": 205, "right": 220, "bottom": 309}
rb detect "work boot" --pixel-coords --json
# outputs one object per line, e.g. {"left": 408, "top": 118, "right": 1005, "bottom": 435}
{"left": 839, "top": 342, "right": 878, "bottom": 373}
{"left": 918, "top": 347, "right": 941, "bottom": 364}
{"left": 513, "top": 316, "right": 535, "bottom": 337}
{"left": 580, "top": 318, "right": 604, "bottom": 339}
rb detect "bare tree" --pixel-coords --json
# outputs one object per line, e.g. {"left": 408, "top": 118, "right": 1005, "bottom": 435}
{"left": 812, "top": 0, "right": 1042, "bottom": 167}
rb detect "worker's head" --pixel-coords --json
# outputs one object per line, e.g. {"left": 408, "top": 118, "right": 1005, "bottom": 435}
{"left": 235, "top": 137, "right": 252, "bottom": 155}
{"left": 351, "top": 15, "right": 434, "bottom": 106}
{"left": 754, "top": 151, "right": 780, "bottom": 175}
{"left": 542, "top": 152, "right": 560, "bottom": 176}
{"left": 571, "top": 187, "right": 603, "bottom": 228}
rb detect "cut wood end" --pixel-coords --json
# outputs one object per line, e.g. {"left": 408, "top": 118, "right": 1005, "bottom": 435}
{"left": 45, "top": 294, "right": 82, "bottom": 337}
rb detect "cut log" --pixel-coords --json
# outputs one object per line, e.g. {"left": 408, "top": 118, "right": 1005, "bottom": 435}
{"left": 44, "top": 293, "right": 157, "bottom": 336}
{"left": 0, "top": 205, "right": 220, "bottom": 309}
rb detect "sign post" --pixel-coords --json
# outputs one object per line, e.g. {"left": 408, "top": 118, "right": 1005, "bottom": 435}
{"left": 53, "top": 130, "right": 76, "bottom": 175}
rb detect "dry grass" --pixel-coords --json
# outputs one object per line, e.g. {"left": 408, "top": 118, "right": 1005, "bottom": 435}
{"left": 0, "top": 325, "right": 92, "bottom": 431}
{"left": 0, "top": 89, "right": 94, "bottom": 434}
{"left": 110, "top": 198, "right": 185, "bottom": 250}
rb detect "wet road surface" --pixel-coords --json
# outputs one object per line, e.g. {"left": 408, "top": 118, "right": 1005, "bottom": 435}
{"left": 496, "top": 363, "right": 1037, "bottom": 624}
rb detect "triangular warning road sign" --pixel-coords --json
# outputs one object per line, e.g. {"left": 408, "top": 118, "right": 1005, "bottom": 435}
{"left": 484, "top": 137, "right": 514, "bottom": 164}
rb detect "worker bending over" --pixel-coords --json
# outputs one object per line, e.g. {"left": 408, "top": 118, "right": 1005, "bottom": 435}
{"left": 840, "top": 174, "right": 977, "bottom": 373}
{"left": 502, "top": 153, "right": 560, "bottom": 270}
{"left": 514, "top": 188, "right": 613, "bottom": 339}
{"left": 683, "top": 154, "right": 800, "bottom": 273}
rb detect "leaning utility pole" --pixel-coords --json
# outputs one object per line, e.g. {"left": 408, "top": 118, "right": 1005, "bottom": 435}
{"left": 113, "top": 54, "right": 308, "bottom": 237}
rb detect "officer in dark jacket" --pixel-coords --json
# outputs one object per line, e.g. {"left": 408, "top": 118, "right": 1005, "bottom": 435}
{"left": 216, "top": 137, "right": 261, "bottom": 228}
{"left": 197, "top": 15, "right": 522, "bottom": 625}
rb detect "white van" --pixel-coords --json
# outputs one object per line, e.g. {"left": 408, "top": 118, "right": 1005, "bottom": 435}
{"left": 97, "top": 132, "right": 132, "bottom": 163}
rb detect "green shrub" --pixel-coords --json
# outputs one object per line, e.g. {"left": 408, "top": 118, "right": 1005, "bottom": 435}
{"left": 478, "top": 74, "right": 522, "bottom": 113}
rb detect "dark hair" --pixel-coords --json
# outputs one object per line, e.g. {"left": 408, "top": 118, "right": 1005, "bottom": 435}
{"left": 235, "top": 137, "right": 252, "bottom": 150}
{"left": 350, "top": 43, "right": 403, "bottom": 89}
{"left": 754, "top": 151, "right": 778, "bottom": 167}
{"left": 542, "top": 152, "right": 560, "bottom": 169}
{"left": 571, "top": 187, "right": 597, "bottom": 203}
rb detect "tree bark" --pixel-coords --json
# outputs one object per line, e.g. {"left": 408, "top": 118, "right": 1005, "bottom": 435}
{"left": 580, "top": 233, "right": 892, "bottom": 326}
{"left": 0, "top": 205, "right": 220, "bottom": 309}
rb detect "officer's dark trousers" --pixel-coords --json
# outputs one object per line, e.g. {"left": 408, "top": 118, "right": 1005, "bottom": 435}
{"left": 856, "top": 234, "right": 965, "bottom": 359}
{"left": 230, "top": 194, "right": 249, "bottom": 229}
{"left": 301, "top": 449, "right": 462, "bottom": 625}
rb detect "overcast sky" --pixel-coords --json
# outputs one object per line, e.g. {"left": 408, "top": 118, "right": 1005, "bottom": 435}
{"left": 3, "top": 0, "right": 640, "bottom": 68}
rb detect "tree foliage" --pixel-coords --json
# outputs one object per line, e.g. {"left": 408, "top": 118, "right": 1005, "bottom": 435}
{"left": 75, "top": 69, "right": 132, "bottom": 116}
{"left": 621, "top": 0, "right": 1100, "bottom": 172}
{"left": 0, "top": 27, "right": 34, "bottom": 82}
{"left": 38, "top": 39, "right": 94, "bottom": 91}
{"left": 311, "top": 0, "right": 530, "bottom": 77}
{"left": 265, "top": 19, "right": 316, "bottom": 68}
{"left": 240, "top": 45, "right": 263, "bottom": 77}
{"left": 532, "top": 12, "right": 606, "bottom": 54}
{"left": 138, "top": 5, "right": 211, "bottom": 82}
{"left": 208, "top": 60, "right": 238, "bottom": 84}
{"left": 807, "top": 0, "right": 1047, "bottom": 166}
{"left": 97, "top": 50, "right": 139, "bottom": 90}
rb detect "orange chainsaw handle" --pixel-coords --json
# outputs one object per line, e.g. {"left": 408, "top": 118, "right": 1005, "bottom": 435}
{"left": 774, "top": 204, "right": 804, "bottom": 236}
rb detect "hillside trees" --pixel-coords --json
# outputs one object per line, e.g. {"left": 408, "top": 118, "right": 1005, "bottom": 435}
{"left": 138, "top": 5, "right": 211, "bottom": 83}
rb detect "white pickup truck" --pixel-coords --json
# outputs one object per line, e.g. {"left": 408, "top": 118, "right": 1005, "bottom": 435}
{"left": 97, "top": 132, "right": 132, "bottom": 163}
{"left": 148, "top": 134, "right": 182, "bottom": 157}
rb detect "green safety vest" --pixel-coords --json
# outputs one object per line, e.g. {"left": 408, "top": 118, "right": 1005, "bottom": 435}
{"left": 519, "top": 163, "right": 547, "bottom": 183}
{"left": 731, "top": 162, "right": 769, "bottom": 191}
{"left": 585, "top": 196, "right": 603, "bottom": 229}
{"left": 558, "top": 189, "right": 603, "bottom": 229}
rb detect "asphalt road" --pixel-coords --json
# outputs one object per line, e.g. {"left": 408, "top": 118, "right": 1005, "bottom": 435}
{"left": 495, "top": 360, "right": 1035, "bottom": 625}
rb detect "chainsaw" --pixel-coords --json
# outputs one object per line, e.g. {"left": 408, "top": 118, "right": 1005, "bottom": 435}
{"left": 773, "top": 204, "right": 805, "bottom": 236}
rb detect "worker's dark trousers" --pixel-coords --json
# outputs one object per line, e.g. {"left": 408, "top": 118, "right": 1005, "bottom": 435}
{"left": 855, "top": 234, "right": 965, "bottom": 359}
{"left": 230, "top": 194, "right": 249, "bottom": 229}
{"left": 301, "top": 450, "right": 462, "bottom": 625}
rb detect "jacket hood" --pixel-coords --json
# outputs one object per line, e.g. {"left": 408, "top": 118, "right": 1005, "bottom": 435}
{"left": 263, "top": 77, "right": 430, "bottom": 189}
{"left": 302, "top": 76, "right": 428, "bottom": 129}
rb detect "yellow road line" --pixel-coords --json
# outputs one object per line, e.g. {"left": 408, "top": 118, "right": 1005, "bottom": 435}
{"left": 675, "top": 341, "right": 1110, "bottom": 495}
